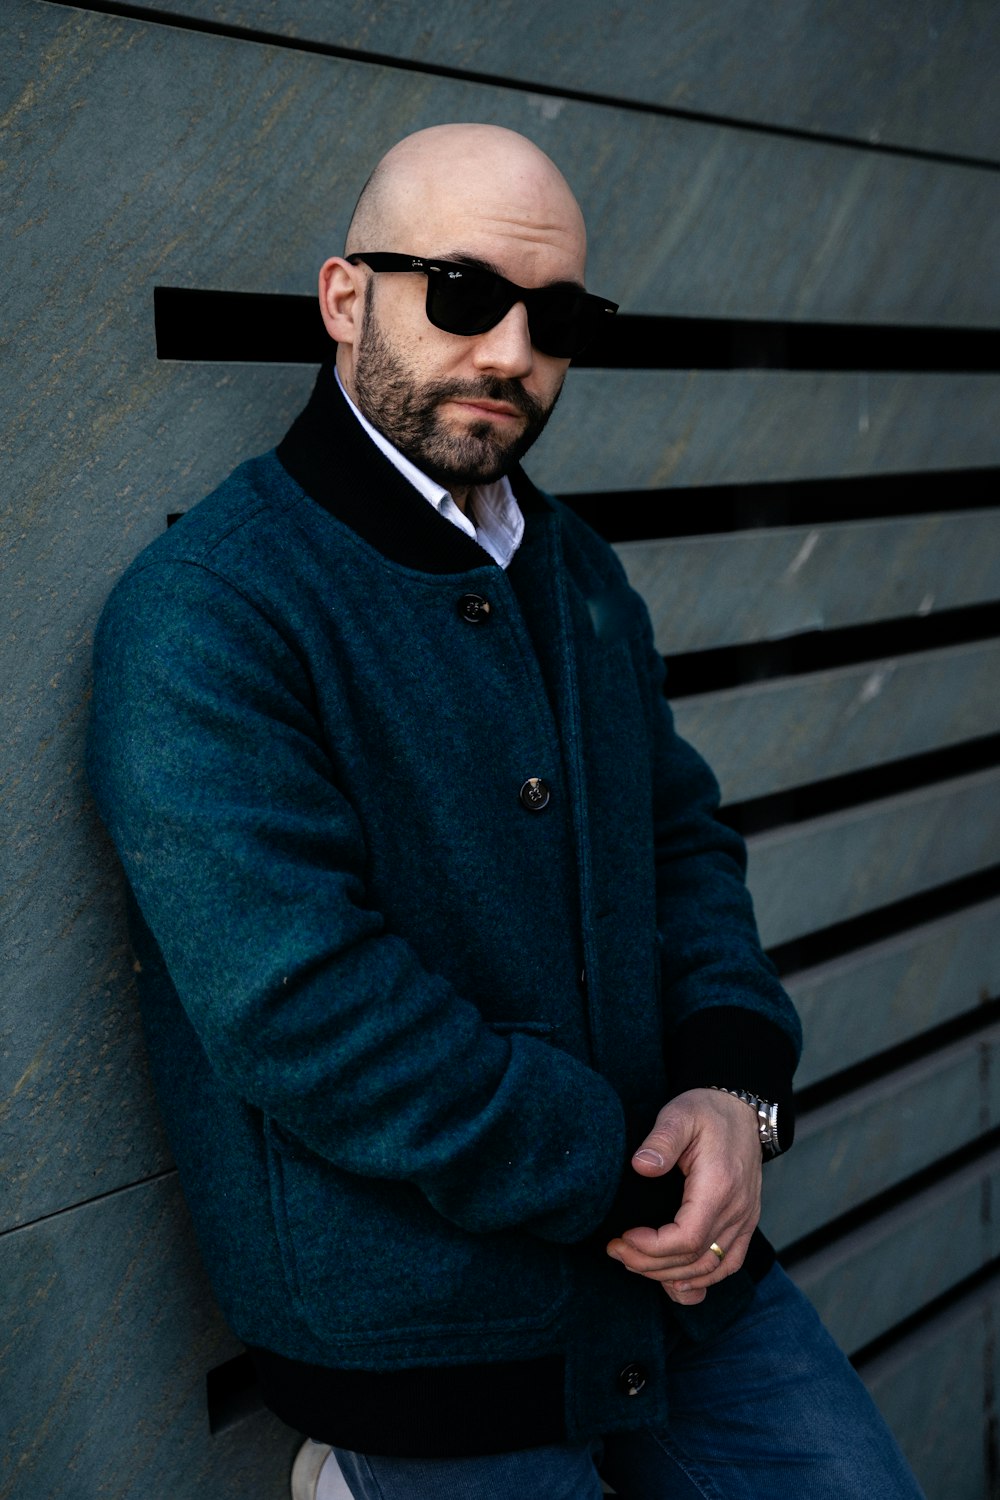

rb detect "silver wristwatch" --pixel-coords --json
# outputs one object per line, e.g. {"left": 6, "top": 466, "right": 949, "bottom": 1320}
{"left": 709, "top": 1086, "right": 782, "bottom": 1159}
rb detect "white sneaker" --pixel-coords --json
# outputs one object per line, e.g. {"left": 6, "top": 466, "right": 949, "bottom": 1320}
{"left": 291, "top": 1439, "right": 352, "bottom": 1500}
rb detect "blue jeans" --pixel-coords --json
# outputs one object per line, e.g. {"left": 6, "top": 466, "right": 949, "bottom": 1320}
{"left": 331, "top": 1265, "right": 925, "bottom": 1499}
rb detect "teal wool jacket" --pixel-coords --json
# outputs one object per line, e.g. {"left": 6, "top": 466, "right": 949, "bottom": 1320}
{"left": 87, "top": 365, "right": 801, "bottom": 1455}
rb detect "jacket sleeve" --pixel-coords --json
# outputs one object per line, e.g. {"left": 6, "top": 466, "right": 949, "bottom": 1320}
{"left": 632, "top": 584, "right": 802, "bottom": 1137}
{"left": 87, "top": 560, "right": 628, "bottom": 1242}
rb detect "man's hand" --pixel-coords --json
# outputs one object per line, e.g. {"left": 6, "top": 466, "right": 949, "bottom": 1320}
{"left": 606, "top": 1088, "right": 762, "bottom": 1306}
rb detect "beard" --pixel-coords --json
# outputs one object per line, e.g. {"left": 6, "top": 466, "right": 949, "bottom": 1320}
{"left": 351, "top": 282, "right": 563, "bottom": 489}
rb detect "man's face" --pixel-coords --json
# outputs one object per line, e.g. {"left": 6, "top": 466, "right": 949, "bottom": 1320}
{"left": 351, "top": 276, "right": 564, "bottom": 490}
{"left": 334, "top": 142, "right": 587, "bottom": 494}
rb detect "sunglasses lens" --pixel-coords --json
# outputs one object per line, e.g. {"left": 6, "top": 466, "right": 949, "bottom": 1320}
{"left": 530, "top": 289, "right": 597, "bottom": 359}
{"left": 423, "top": 262, "right": 610, "bottom": 358}
{"left": 427, "top": 267, "right": 513, "bottom": 337}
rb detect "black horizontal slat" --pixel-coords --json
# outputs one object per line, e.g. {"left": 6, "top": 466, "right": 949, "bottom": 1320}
{"left": 787, "top": 1145, "right": 1000, "bottom": 1358}
{"left": 779, "top": 1128, "right": 1000, "bottom": 1272}
{"left": 565, "top": 467, "right": 1000, "bottom": 541}
{"left": 792, "top": 996, "right": 1000, "bottom": 1118}
{"left": 767, "top": 865, "right": 1000, "bottom": 978}
{"left": 153, "top": 286, "right": 1000, "bottom": 373}
{"left": 764, "top": 1015, "right": 1000, "bottom": 1242}
{"left": 850, "top": 1256, "right": 1000, "bottom": 1371}
{"left": 663, "top": 599, "right": 1000, "bottom": 697}
{"left": 786, "top": 894, "right": 1000, "bottom": 1090}
{"left": 721, "top": 732, "right": 1000, "bottom": 838}
{"left": 154, "top": 288, "right": 330, "bottom": 363}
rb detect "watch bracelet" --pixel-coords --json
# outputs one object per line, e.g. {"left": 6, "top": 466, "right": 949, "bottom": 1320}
{"left": 709, "top": 1085, "right": 781, "bottom": 1159}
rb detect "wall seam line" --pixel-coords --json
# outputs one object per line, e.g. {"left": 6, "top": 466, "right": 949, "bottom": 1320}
{"left": 0, "top": 1167, "right": 179, "bottom": 1239}
{"left": 36, "top": 0, "right": 1000, "bottom": 175}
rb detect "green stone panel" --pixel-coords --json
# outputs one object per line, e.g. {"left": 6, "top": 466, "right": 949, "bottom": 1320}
{"left": 1, "top": 361, "right": 318, "bottom": 1231}
{"left": 125, "top": 0, "right": 1000, "bottom": 162}
{"left": 763, "top": 1023, "right": 1000, "bottom": 1246}
{"left": 747, "top": 767, "right": 1000, "bottom": 950}
{"left": 789, "top": 896, "right": 1000, "bottom": 1087}
{"left": 530, "top": 371, "right": 1000, "bottom": 493}
{"left": 861, "top": 1276, "right": 1000, "bottom": 1500}
{"left": 615, "top": 510, "right": 1000, "bottom": 655}
{"left": 0, "top": 1175, "right": 302, "bottom": 1500}
{"left": 674, "top": 639, "right": 1000, "bottom": 804}
{"left": 0, "top": 862, "right": 172, "bottom": 1232}
{"left": 791, "top": 1147, "right": 1000, "bottom": 1355}
{"left": 7, "top": 3, "right": 1000, "bottom": 327}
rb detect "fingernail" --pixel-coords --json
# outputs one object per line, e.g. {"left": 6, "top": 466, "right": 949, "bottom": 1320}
{"left": 675, "top": 1283, "right": 690, "bottom": 1292}
{"left": 633, "top": 1148, "right": 664, "bottom": 1167}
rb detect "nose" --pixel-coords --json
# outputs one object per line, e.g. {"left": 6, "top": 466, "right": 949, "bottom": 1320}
{"left": 471, "top": 300, "right": 534, "bottom": 379}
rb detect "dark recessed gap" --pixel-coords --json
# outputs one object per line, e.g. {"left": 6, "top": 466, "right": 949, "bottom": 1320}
{"left": 561, "top": 468, "right": 1000, "bottom": 542}
{"left": 766, "top": 866, "right": 1000, "bottom": 978}
{"left": 579, "top": 316, "right": 1000, "bottom": 372}
{"left": 44, "top": 1, "right": 1000, "bottom": 173}
{"left": 206, "top": 1351, "right": 264, "bottom": 1434}
{"left": 850, "top": 1257, "right": 1000, "bottom": 1370}
{"left": 155, "top": 289, "right": 330, "bottom": 364}
{"left": 153, "top": 287, "right": 1000, "bottom": 372}
{"left": 720, "top": 734, "right": 1000, "bottom": 838}
{"left": 663, "top": 601, "right": 1000, "bottom": 698}
{"left": 794, "top": 995, "right": 1000, "bottom": 1116}
{"left": 779, "top": 1126, "right": 1000, "bottom": 1272}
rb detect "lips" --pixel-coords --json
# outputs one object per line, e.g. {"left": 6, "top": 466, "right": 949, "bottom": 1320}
{"left": 449, "top": 398, "right": 523, "bottom": 423}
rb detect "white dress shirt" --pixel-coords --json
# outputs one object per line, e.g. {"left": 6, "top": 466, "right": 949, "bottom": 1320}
{"left": 335, "top": 368, "right": 525, "bottom": 569}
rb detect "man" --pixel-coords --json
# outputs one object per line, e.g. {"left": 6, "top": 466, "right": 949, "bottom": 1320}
{"left": 87, "top": 125, "right": 923, "bottom": 1499}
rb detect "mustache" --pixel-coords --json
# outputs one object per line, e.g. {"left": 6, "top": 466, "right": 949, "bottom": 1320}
{"left": 427, "top": 377, "right": 546, "bottom": 423}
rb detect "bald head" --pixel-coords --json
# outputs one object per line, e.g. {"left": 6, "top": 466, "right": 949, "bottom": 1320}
{"left": 345, "top": 124, "right": 587, "bottom": 280}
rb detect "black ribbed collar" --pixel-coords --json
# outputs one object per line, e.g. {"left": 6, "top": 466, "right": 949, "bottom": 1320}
{"left": 276, "top": 362, "right": 552, "bottom": 574}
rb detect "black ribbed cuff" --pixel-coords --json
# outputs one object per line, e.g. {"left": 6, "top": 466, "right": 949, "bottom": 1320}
{"left": 664, "top": 1007, "right": 797, "bottom": 1154}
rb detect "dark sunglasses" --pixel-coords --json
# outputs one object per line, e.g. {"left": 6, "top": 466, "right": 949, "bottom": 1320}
{"left": 347, "top": 252, "right": 618, "bottom": 359}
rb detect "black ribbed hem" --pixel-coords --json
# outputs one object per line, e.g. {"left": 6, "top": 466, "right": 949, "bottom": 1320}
{"left": 665, "top": 1007, "right": 797, "bottom": 1153}
{"left": 249, "top": 1346, "right": 566, "bottom": 1457}
{"left": 249, "top": 1232, "right": 775, "bottom": 1454}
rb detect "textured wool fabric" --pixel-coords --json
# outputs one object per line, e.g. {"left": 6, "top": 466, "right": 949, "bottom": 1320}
{"left": 86, "top": 366, "right": 801, "bottom": 1448}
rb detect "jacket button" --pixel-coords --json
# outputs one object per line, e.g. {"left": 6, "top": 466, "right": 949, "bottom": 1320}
{"left": 458, "top": 593, "right": 491, "bottom": 623}
{"left": 618, "top": 1362, "right": 648, "bottom": 1397}
{"left": 519, "top": 777, "right": 551, "bottom": 811}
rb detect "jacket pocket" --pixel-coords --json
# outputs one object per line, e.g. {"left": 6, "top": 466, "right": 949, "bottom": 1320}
{"left": 264, "top": 1118, "right": 570, "bottom": 1345}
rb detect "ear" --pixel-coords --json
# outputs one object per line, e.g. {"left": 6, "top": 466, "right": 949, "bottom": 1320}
{"left": 319, "top": 256, "right": 365, "bottom": 346}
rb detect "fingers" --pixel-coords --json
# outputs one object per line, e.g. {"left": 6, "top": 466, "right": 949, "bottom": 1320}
{"left": 607, "top": 1220, "right": 754, "bottom": 1289}
{"left": 611, "top": 1146, "right": 759, "bottom": 1274}
{"left": 606, "top": 1088, "right": 765, "bottom": 1298}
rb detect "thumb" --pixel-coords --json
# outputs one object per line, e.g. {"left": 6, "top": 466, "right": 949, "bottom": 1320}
{"left": 631, "top": 1106, "right": 688, "bottom": 1178}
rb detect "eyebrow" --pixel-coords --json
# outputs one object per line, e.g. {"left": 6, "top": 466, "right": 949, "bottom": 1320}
{"left": 438, "top": 249, "right": 587, "bottom": 294}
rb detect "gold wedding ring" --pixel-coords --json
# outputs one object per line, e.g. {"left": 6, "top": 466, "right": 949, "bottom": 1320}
{"left": 709, "top": 1241, "right": 726, "bottom": 1263}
